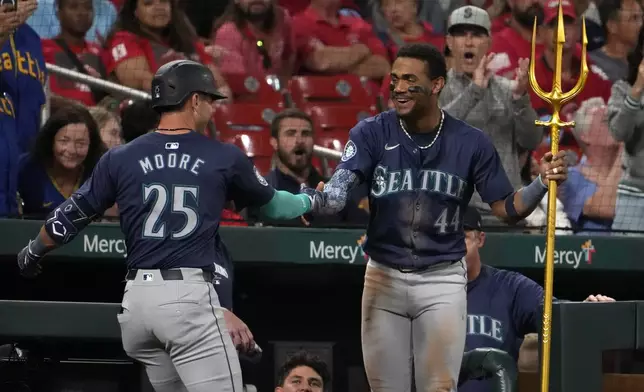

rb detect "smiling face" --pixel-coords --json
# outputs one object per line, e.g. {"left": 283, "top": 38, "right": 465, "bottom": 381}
{"left": 389, "top": 56, "right": 444, "bottom": 118}
{"left": 135, "top": 0, "right": 171, "bottom": 29}
{"left": 53, "top": 123, "right": 90, "bottom": 171}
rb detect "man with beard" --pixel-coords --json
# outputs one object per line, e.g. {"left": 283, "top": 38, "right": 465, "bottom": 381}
{"left": 41, "top": 0, "right": 107, "bottom": 106}
{"left": 213, "top": 0, "right": 296, "bottom": 84}
{"left": 300, "top": 43, "right": 569, "bottom": 392}
{"left": 487, "top": 0, "right": 545, "bottom": 78}
{"left": 440, "top": 6, "right": 541, "bottom": 215}
{"left": 260, "top": 108, "right": 368, "bottom": 227}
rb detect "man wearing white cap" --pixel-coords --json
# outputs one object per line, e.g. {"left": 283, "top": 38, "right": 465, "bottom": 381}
{"left": 439, "top": 6, "right": 541, "bottom": 216}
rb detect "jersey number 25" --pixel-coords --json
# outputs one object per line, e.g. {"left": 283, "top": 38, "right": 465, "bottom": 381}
{"left": 142, "top": 184, "right": 200, "bottom": 239}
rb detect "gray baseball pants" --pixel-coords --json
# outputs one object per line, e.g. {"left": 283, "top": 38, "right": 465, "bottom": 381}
{"left": 117, "top": 268, "right": 243, "bottom": 392}
{"left": 361, "top": 259, "right": 467, "bottom": 392}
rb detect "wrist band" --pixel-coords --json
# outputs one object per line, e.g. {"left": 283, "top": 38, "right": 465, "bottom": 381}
{"left": 505, "top": 192, "right": 519, "bottom": 218}
{"left": 28, "top": 234, "right": 51, "bottom": 257}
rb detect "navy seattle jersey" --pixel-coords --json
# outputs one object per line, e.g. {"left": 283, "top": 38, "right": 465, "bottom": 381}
{"left": 0, "top": 25, "right": 47, "bottom": 153}
{"left": 74, "top": 131, "right": 275, "bottom": 269}
{"left": 336, "top": 110, "right": 514, "bottom": 268}
{"left": 462, "top": 265, "right": 544, "bottom": 392}
{"left": 0, "top": 91, "right": 19, "bottom": 216}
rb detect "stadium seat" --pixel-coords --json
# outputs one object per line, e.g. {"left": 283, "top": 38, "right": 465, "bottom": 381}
{"left": 224, "top": 73, "right": 286, "bottom": 107}
{"left": 306, "top": 105, "right": 376, "bottom": 172}
{"left": 287, "top": 74, "right": 378, "bottom": 110}
{"left": 307, "top": 104, "right": 377, "bottom": 134}
{"left": 213, "top": 103, "right": 277, "bottom": 174}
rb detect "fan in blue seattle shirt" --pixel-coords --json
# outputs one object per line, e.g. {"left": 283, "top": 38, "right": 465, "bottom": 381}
{"left": 0, "top": 24, "right": 47, "bottom": 154}
{"left": 0, "top": 91, "right": 19, "bottom": 217}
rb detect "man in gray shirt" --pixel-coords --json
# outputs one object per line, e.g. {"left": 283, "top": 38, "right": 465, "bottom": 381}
{"left": 439, "top": 6, "right": 541, "bottom": 212}
{"left": 590, "top": 0, "right": 643, "bottom": 82}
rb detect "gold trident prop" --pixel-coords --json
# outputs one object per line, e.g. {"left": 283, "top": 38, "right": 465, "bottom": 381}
{"left": 528, "top": 1, "right": 588, "bottom": 391}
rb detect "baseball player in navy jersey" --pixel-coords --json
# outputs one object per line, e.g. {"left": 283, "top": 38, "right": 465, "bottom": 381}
{"left": 16, "top": 60, "right": 317, "bottom": 392}
{"left": 301, "top": 43, "right": 569, "bottom": 392}
{"left": 461, "top": 206, "right": 614, "bottom": 392}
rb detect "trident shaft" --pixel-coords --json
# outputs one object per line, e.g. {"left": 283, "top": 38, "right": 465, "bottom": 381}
{"left": 528, "top": 1, "right": 589, "bottom": 391}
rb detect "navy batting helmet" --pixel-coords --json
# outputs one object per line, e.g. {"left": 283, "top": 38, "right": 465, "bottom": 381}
{"left": 150, "top": 60, "right": 227, "bottom": 110}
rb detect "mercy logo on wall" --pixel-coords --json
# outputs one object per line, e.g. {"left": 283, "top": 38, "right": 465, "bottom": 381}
{"left": 534, "top": 240, "right": 596, "bottom": 269}
{"left": 309, "top": 238, "right": 368, "bottom": 264}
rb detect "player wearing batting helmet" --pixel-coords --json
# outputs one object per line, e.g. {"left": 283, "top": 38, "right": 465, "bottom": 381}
{"left": 301, "top": 42, "right": 569, "bottom": 392}
{"left": 17, "top": 59, "right": 318, "bottom": 392}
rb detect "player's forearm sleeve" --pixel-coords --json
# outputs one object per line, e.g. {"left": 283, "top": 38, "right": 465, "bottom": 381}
{"left": 259, "top": 190, "right": 311, "bottom": 220}
{"left": 319, "top": 169, "right": 360, "bottom": 214}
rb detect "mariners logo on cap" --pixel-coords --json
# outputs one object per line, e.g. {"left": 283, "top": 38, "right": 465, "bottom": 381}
{"left": 341, "top": 140, "right": 357, "bottom": 162}
{"left": 464, "top": 7, "right": 473, "bottom": 18}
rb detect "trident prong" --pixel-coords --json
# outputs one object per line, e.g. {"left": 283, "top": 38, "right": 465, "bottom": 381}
{"left": 529, "top": 0, "right": 589, "bottom": 131}
{"left": 530, "top": 2, "right": 589, "bottom": 392}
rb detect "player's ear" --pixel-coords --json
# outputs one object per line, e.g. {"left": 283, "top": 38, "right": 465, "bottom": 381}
{"left": 446, "top": 35, "right": 454, "bottom": 52}
{"left": 270, "top": 136, "right": 278, "bottom": 151}
{"left": 432, "top": 77, "right": 445, "bottom": 95}
{"left": 190, "top": 93, "right": 200, "bottom": 111}
{"left": 477, "top": 231, "right": 486, "bottom": 248}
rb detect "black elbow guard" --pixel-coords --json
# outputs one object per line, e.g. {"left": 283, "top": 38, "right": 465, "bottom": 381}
{"left": 44, "top": 194, "right": 97, "bottom": 245}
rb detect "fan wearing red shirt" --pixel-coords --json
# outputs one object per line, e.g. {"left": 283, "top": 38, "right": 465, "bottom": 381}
{"left": 377, "top": 0, "right": 445, "bottom": 61}
{"left": 42, "top": 0, "right": 106, "bottom": 107}
{"left": 487, "top": 0, "right": 545, "bottom": 78}
{"left": 212, "top": 0, "right": 296, "bottom": 83}
{"left": 103, "top": 0, "right": 232, "bottom": 99}
{"left": 292, "top": 0, "right": 390, "bottom": 81}
{"left": 529, "top": 0, "right": 612, "bottom": 116}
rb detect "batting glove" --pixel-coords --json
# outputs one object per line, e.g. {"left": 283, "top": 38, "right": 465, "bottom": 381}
{"left": 17, "top": 240, "right": 43, "bottom": 278}
{"left": 300, "top": 185, "right": 327, "bottom": 214}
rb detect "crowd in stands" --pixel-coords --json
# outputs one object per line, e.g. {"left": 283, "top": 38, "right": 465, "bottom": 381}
{"left": 0, "top": 0, "right": 643, "bottom": 236}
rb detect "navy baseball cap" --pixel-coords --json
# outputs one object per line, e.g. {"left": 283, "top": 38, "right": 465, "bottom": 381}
{"left": 463, "top": 207, "right": 483, "bottom": 231}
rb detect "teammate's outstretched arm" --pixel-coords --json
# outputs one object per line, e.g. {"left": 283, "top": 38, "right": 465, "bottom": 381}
{"left": 474, "top": 132, "right": 569, "bottom": 225}
{"left": 227, "top": 147, "right": 315, "bottom": 220}
{"left": 17, "top": 150, "right": 118, "bottom": 277}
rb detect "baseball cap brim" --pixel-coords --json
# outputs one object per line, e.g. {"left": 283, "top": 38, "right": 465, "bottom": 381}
{"left": 208, "top": 91, "right": 228, "bottom": 101}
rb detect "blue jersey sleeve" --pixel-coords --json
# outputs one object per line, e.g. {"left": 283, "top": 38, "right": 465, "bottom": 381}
{"left": 558, "top": 168, "right": 596, "bottom": 224}
{"left": 228, "top": 147, "right": 275, "bottom": 211}
{"left": 508, "top": 272, "right": 544, "bottom": 336}
{"left": 472, "top": 132, "right": 515, "bottom": 204}
{"left": 75, "top": 150, "right": 117, "bottom": 214}
{"left": 335, "top": 120, "right": 377, "bottom": 181}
